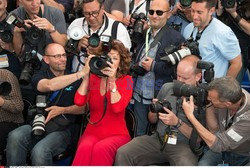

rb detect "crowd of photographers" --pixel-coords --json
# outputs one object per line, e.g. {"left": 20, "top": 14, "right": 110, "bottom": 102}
{"left": 0, "top": 0, "right": 249, "bottom": 166}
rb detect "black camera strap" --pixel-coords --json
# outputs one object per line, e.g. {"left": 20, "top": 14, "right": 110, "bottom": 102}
{"left": 86, "top": 78, "right": 108, "bottom": 125}
{"left": 86, "top": 14, "right": 109, "bottom": 37}
{"left": 189, "top": 106, "right": 206, "bottom": 156}
{"left": 129, "top": 0, "right": 150, "bottom": 17}
{"left": 190, "top": 18, "right": 213, "bottom": 42}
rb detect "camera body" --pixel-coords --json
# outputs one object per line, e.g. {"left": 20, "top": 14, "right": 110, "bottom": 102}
{"left": 150, "top": 99, "right": 172, "bottom": 113}
{"left": 221, "top": 0, "right": 246, "bottom": 8}
{"left": 89, "top": 35, "right": 113, "bottom": 77}
{"left": 6, "top": 13, "right": 43, "bottom": 46}
{"left": 19, "top": 50, "right": 41, "bottom": 85}
{"left": 0, "top": 80, "right": 12, "bottom": 96}
{"left": 130, "top": 63, "right": 147, "bottom": 77}
{"left": 173, "top": 61, "right": 214, "bottom": 107}
{"left": 31, "top": 95, "right": 47, "bottom": 137}
{"left": 128, "top": 12, "right": 147, "bottom": 44}
{"left": 160, "top": 37, "right": 200, "bottom": 65}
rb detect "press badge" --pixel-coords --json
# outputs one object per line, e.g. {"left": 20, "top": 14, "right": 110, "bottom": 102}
{"left": 0, "top": 54, "right": 9, "bottom": 68}
{"left": 167, "top": 129, "right": 178, "bottom": 145}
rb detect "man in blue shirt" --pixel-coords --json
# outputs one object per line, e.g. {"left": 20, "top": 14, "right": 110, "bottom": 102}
{"left": 183, "top": 0, "right": 242, "bottom": 78}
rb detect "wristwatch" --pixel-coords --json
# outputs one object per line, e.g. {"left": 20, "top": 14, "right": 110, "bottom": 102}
{"left": 49, "top": 26, "right": 56, "bottom": 33}
{"left": 175, "top": 118, "right": 183, "bottom": 128}
{"left": 111, "top": 87, "right": 117, "bottom": 93}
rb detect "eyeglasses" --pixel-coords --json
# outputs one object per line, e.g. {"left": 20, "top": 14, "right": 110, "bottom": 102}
{"left": 83, "top": 7, "right": 102, "bottom": 18}
{"left": 148, "top": 9, "right": 169, "bottom": 16}
{"left": 46, "top": 53, "right": 67, "bottom": 59}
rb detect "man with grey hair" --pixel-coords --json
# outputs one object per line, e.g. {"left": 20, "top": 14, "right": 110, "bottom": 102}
{"left": 182, "top": 76, "right": 250, "bottom": 166}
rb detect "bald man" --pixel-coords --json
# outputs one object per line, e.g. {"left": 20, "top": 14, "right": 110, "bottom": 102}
{"left": 115, "top": 55, "right": 202, "bottom": 166}
{"left": 6, "top": 43, "right": 87, "bottom": 166}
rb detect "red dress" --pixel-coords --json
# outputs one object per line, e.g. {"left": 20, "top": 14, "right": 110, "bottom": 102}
{"left": 72, "top": 74, "right": 133, "bottom": 166}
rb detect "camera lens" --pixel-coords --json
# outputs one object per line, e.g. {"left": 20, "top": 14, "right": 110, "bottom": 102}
{"left": 32, "top": 114, "right": 46, "bottom": 137}
{"left": 180, "top": 0, "right": 192, "bottom": 8}
{"left": 88, "top": 33, "right": 100, "bottom": 47}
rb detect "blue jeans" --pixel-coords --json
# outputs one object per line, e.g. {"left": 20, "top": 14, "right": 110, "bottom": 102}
{"left": 6, "top": 124, "right": 72, "bottom": 166}
{"left": 198, "top": 149, "right": 250, "bottom": 166}
{"left": 134, "top": 100, "right": 150, "bottom": 136}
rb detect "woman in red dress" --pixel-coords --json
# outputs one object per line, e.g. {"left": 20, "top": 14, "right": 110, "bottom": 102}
{"left": 72, "top": 40, "right": 133, "bottom": 166}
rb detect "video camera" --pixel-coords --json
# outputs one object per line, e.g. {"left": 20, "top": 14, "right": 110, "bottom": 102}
{"left": 0, "top": 80, "right": 12, "bottom": 96}
{"left": 173, "top": 61, "right": 214, "bottom": 107}
{"left": 221, "top": 0, "right": 246, "bottom": 8}
{"left": 89, "top": 35, "right": 113, "bottom": 77}
{"left": 6, "top": 13, "right": 43, "bottom": 46}
{"left": 0, "top": 23, "right": 13, "bottom": 43}
{"left": 150, "top": 99, "right": 172, "bottom": 113}
{"left": 128, "top": 12, "right": 147, "bottom": 44}
{"left": 160, "top": 37, "right": 200, "bottom": 65}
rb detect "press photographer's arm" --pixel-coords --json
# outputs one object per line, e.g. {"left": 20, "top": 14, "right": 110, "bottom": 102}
{"left": 182, "top": 96, "right": 216, "bottom": 147}
{"left": 217, "top": 0, "right": 250, "bottom": 35}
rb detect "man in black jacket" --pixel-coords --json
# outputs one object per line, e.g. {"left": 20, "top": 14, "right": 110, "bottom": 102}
{"left": 131, "top": 0, "right": 184, "bottom": 136}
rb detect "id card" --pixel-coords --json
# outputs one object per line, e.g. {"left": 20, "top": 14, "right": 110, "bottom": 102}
{"left": 167, "top": 129, "right": 178, "bottom": 145}
{"left": 0, "top": 54, "right": 9, "bottom": 68}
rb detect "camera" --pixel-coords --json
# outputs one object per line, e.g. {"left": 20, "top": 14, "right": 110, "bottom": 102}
{"left": 130, "top": 63, "right": 147, "bottom": 77}
{"left": 65, "top": 25, "right": 84, "bottom": 55}
{"left": 89, "top": 35, "right": 113, "bottom": 77}
{"left": 221, "top": 0, "right": 246, "bottom": 8}
{"left": 128, "top": 12, "right": 147, "bottom": 44}
{"left": 0, "top": 80, "right": 12, "bottom": 96}
{"left": 6, "top": 13, "right": 43, "bottom": 46}
{"left": 31, "top": 95, "right": 46, "bottom": 137}
{"left": 0, "top": 24, "right": 13, "bottom": 43}
{"left": 180, "top": 0, "right": 192, "bottom": 8}
{"left": 160, "top": 37, "right": 200, "bottom": 65}
{"left": 173, "top": 61, "right": 214, "bottom": 107}
{"left": 150, "top": 99, "right": 172, "bottom": 113}
{"left": 19, "top": 50, "right": 41, "bottom": 85}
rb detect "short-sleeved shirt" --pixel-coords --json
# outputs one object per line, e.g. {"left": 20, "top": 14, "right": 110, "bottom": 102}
{"left": 68, "top": 14, "right": 131, "bottom": 72}
{"left": 11, "top": 5, "right": 67, "bottom": 55}
{"left": 104, "top": 0, "right": 126, "bottom": 15}
{"left": 31, "top": 68, "right": 81, "bottom": 122}
{"left": 183, "top": 18, "right": 241, "bottom": 78}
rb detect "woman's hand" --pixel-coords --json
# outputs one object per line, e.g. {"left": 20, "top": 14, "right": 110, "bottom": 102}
{"left": 101, "top": 60, "right": 117, "bottom": 79}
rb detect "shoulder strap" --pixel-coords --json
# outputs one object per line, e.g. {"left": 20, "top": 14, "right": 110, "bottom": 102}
{"left": 111, "top": 20, "right": 120, "bottom": 39}
{"left": 189, "top": 106, "right": 206, "bottom": 156}
{"left": 149, "top": 24, "right": 169, "bottom": 49}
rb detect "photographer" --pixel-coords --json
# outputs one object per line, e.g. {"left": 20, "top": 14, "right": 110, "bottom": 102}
{"left": 115, "top": 55, "right": 202, "bottom": 166}
{"left": 67, "top": 0, "right": 131, "bottom": 72}
{"left": 10, "top": 0, "right": 67, "bottom": 56}
{"left": 0, "top": 69, "right": 24, "bottom": 155}
{"left": 131, "top": 0, "right": 184, "bottom": 136}
{"left": 183, "top": 0, "right": 242, "bottom": 78}
{"left": 167, "top": 0, "right": 192, "bottom": 34}
{"left": 182, "top": 76, "right": 250, "bottom": 166}
{"left": 216, "top": 0, "right": 250, "bottom": 82}
{"left": 0, "top": 0, "right": 22, "bottom": 78}
{"left": 6, "top": 43, "right": 86, "bottom": 166}
{"left": 72, "top": 40, "right": 133, "bottom": 166}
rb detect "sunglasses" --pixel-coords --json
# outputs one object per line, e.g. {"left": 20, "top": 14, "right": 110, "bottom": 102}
{"left": 148, "top": 9, "right": 169, "bottom": 16}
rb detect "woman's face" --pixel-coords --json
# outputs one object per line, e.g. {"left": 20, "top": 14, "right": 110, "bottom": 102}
{"left": 108, "top": 49, "right": 120, "bottom": 72}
